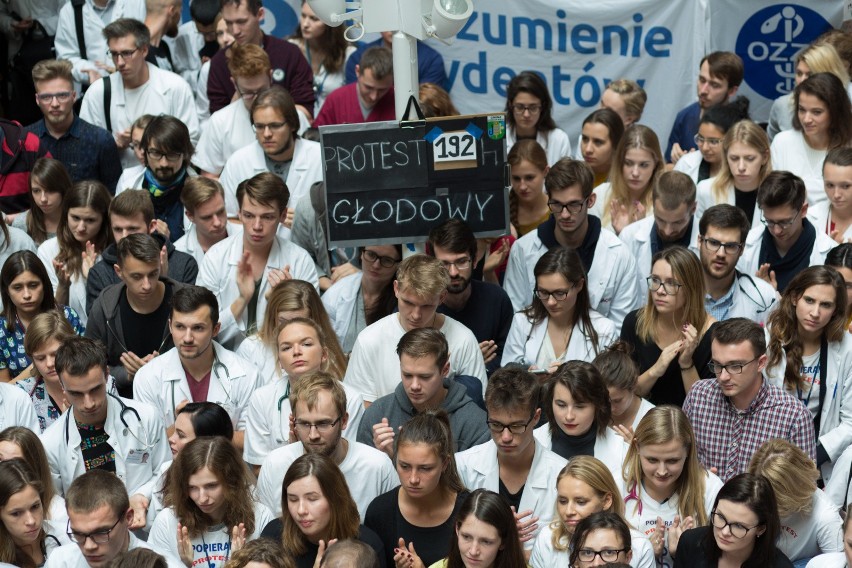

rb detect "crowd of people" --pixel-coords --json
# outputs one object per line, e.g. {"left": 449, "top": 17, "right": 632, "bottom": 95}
{"left": 0, "top": 1, "right": 850, "bottom": 567}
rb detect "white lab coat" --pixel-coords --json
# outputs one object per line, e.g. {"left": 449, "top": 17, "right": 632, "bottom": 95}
{"left": 171, "top": 20, "right": 204, "bottom": 92}
{"left": 503, "top": 223, "right": 641, "bottom": 332}
{"left": 37, "top": 237, "right": 99, "bottom": 327}
{"left": 193, "top": 99, "right": 256, "bottom": 176}
{"left": 455, "top": 440, "right": 567, "bottom": 549}
{"left": 530, "top": 523, "right": 655, "bottom": 568}
{"left": 45, "top": 532, "right": 184, "bottom": 568}
{"left": 506, "top": 127, "right": 571, "bottom": 166}
{"left": 808, "top": 201, "right": 852, "bottom": 242}
{"left": 763, "top": 329, "right": 852, "bottom": 481}
{"left": 0, "top": 382, "right": 38, "bottom": 432}
{"left": 174, "top": 223, "right": 243, "bottom": 267}
{"left": 220, "top": 138, "right": 324, "bottom": 217}
{"left": 618, "top": 215, "right": 701, "bottom": 298}
{"left": 825, "top": 443, "right": 852, "bottom": 509}
{"left": 771, "top": 130, "right": 827, "bottom": 206}
{"left": 737, "top": 225, "right": 836, "bottom": 277}
{"left": 321, "top": 272, "right": 362, "bottom": 349}
{"left": 79, "top": 63, "right": 200, "bottom": 169}
{"left": 501, "top": 311, "right": 617, "bottom": 367}
{"left": 0, "top": 0, "right": 65, "bottom": 65}
{"left": 133, "top": 342, "right": 260, "bottom": 430}
{"left": 532, "top": 424, "right": 629, "bottom": 485}
{"left": 54, "top": 0, "right": 146, "bottom": 84}
{"left": 720, "top": 271, "right": 778, "bottom": 326}
{"left": 673, "top": 149, "right": 704, "bottom": 184}
{"left": 695, "top": 177, "right": 762, "bottom": 229}
{"left": 40, "top": 394, "right": 169, "bottom": 498}
{"left": 195, "top": 233, "right": 319, "bottom": 345}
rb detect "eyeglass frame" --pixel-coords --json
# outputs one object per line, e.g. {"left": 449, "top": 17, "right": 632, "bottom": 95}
{"left": 709, "top": 510, "right": 762, "bottom": 539}
{"left": 510, "top": 103, "right": 542, "bottom": 114}
{"left": 486, "top": 412, "right": 536, "bottom": 435}
{"left": 439, "top": 257, "right": 472, "bottom": 271}
{"left": 547, "top": 197, "right": 589, "bottom": 216}
{"left": 576, "top": 548, "right": 630, "bottom": 563}
{"left": 361, "top": 249, "right": 401, "bottom": 268}
{"left": 145, "top": 148, "right": 184, "bottom": 162}
{"left": 708, "top": 356, "right": 760, "bottom": 376}
{"left": 107, "top": 47, "right": 140, "bottom": 61}
{"left": 694, "top": 133, "right": 722, "bottom": 147}
{"left": 35, "top": 91, "right": 74, "bottom": 103}
{"left": 293, "top": 416, "right": 342, "bottom": 433}
{"left": 67, "top": 515, "right": 123, "bottom": 545}
{"left": 252, "top": 122, "right": 289, "bottom": 133}
{"left": 760, "top": 209, "right": 801, "bottom": 231}
{"left": 699, "top": 235, "right": 744, "bottom": 255}
{"left": 534, "top": 282, "right": 577, "bottom": 302}
{"left": 646, "top": 276, "right": 683, "bottom": 295}
{"left": 234, "top": 81, "right": 268, "bottom": 101}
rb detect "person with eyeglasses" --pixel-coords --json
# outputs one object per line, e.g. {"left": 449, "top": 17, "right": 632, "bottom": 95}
{"left": 619, "top": 247, "right": 717, "bottom": 407}
{"left": 220, "top": 86, "right": 322, "bottom": 234}
{"left": 45, "top": 470, "right": 184, "bottom": 568}
{"left": 194, "top": 44, "right": 277, "bottom": 180}
{"left": 665, "top": 52, "right": 743, "bottom": 165}
{"left": 590, "top": 124, "right": 664, "bottom": 236}
{"left": 344, "top": 255, "right": 486, "bottom": 405}
{"left": 619, "top": 171, "right": 702, "bottom": 298}
{"left": 455, "top": 368, "right": 567, "bottom": 559}
{"left": 504, "top": 71, "right": 570, "bottom": 167}
{"left": 568, "top": 511, "right": 634, "bottom": 568}
{"left": 738, "top": 171, "right": 836, "bottom": 293}
{"left": 502, "top": 248, "right": 615, "bottom": 371}
{"left": 503, "top": 158, "right": 641, "bottom": 333}
{"left": 321, "top": 245, "right": 403, "bottom": 352}
{"left": 772, "top": 73, "right": 852, "bottom": 207}
{"left": 256, "top": 371, "right": 394, "bottom": 521}
{"left": 79, "top": 19, "right": 199, "bottom": 171}
{"left": 26, "top": 59, "right": 122, "bottom": 194}
{"left": 697, "top": 205, "right": 777, "bottom": 326}
{"left": 113, "top": 115, "right": 197, "bottom": 242}
{"left": 674, "top": 473, "right": 794, "bottom": 568}
{"left": 762, "top": 266, "right": 852, "bottom": 481}
{"left": 314, "top": 46, "right": 395, "bottom": 128}
{"left": 428, "top": 219, "right": 513, "bottom": 375}
{"left": 683, "top": 318, "right": 816, "bottom": 482}
{"left": 694, "top": 120, "right": 771, "bottom": 230}
{"left": 809, "top": 147, "right": 852, "bottom": 244}
{"left": 148, "top": 437, "right": 274, "bottom": 568}
{"left": 673, "top": 97, "right": 751, "bottom": 185}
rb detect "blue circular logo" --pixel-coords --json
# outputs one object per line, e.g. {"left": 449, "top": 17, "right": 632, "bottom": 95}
{"left": 260, "top": 0, "right": 299, "bottom": 38}
{"left": 736, "top": 4, "right": 831, "bottom": 99}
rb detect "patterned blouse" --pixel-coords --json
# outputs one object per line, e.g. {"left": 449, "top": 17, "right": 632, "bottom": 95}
{"left": 0, "top": 305, "right": 84, "bottom": 376}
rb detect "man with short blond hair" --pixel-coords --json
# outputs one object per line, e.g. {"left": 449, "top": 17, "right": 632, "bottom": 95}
{"left": 175, "top": 177, "right": 240, "bottom": 264}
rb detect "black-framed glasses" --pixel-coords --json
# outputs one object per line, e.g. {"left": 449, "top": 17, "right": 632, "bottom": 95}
{"left": 362, "top": 249, "right": 400, "bottom": 268}
{"left": 760, "top": 210, "right": 800, "bottom": 230}
{"left": 146, "top": 148, "right": 183, "bottom": 162}
{"left": 511, "top": 103, "right": 541, "bottom": 114}
{"left": 36, "top": 91, "right": 73, "bottom": 103}
{"left": 708, "top": 356, "right": 759, "bottom": 376}
{"left": 235, "top": 82, "right": 267, "bottom": 100}
{"left": 710, "top": 511, "right": 761, "bottom": 539}
{"left": 107, "top": 48, "right": 139, "bottom": 60}
{"left": 252, "top": 122, "right": 288, "bottom": 133}
{"left": 67, "top": 516, "right": 122, "bottom": 544}
{"left": 294, "top": 416, "right": 341, "bottom": 433}
{"left": 547, "top": 197, "right": 589, "bottom": 215}
{"left": 486, "top": 413, "right": 536, "bottom": 435}
{"left": 577, "top": 548, "right": 629, "bottom": 563}
{"left": 440, "top": 257, "right": 472, "bottom": 271}
{"left": 534, "top": 283, "right": 576, "bottom": 302}
{"left": 694, "top": 134, "right": 722, "bottom": 147}
{"left": 700, "top": 236, "right": 744, "bottom": 255}
{"left": 646, "top": 276, "right": 682, "bottom": 294}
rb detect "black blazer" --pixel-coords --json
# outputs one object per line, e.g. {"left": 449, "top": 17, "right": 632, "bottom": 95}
{"left": 674, "top": 526, "right": 794, "bottom": 568}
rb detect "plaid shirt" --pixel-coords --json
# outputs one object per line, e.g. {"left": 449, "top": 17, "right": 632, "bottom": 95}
{"left": 683, "top": 378, "right": 816, "bottom": 481}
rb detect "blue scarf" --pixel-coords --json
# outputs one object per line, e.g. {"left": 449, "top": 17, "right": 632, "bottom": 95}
{"left": 144, "top": 167, "right": 187, "bottom": 198}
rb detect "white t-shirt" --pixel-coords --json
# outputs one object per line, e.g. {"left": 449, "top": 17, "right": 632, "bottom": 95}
{"left": 799, "top": 350, "right": 822, "bottom": 417}
{"left": 148, "top": 503, "right": 274, "bottom": 566}
{"left": 0, "top": 381, "right": 39, "bottom": 432}
{"left": 256, "top": 440, "right": 398, "bottom": 518}
{"left": 778, "top": 489, "right": 843, "bottom": 562}
{"left": 623, "top": 471, "right": 724, "bottom": 567}
{"left": 530, "top": 522, "right": 655, "bottom": 568}
{"left": 806, "top": 552, "right": 847, "bottom": 568}
{"left": 344, "top": 313, "right": 486, "bottom": 402}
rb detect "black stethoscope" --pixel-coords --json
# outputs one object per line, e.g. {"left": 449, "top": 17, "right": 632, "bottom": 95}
{"left": 170, "top": 354, "right": 232, "bottom": 416}
{"left": 735, "top": 271, "right": 776, "bottom": 315}
{"left": 64, "top": 393, "right": 157, "bottom": 449}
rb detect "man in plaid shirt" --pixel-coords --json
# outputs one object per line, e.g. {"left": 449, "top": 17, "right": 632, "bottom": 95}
{"left": 684, "top": 318, "right": 815, "bottom": 481}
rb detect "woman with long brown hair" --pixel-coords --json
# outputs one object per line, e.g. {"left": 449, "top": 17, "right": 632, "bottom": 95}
{"left": 13, "top": 157, "right": 70, "bottom": 245}
{"left": 507, "top": 139, "right": 550, "bottom": 238}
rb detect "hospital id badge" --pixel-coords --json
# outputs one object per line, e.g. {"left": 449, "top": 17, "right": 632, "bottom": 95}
{"left": 126, "top": 449, "right": 151, "bottom": 465}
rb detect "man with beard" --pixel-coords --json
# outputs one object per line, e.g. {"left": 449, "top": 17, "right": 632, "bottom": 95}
{"left": 699, "top": 204, "right": 777, "bottom": 325}
{"left": 219, "top": 86, "right": 322, "bottom": 230}
{"left": 133, "top": 285, "right": 260, "bottom": 450}
{"left": 428, "top": 219, "right": 513, "bottom": 374}
{"left": 619, "top": 171, "right": 701, "bottom": 297}
{"left": 115, "top": 115, "right": 196, "bottom": 240}
{"left": 143, "top": 0, "right": 182, "bottom": 71}
{"left": 255, "top": 371, "right": 397, "bottom": 518}
{"left": 26, "top": 59, "right": 122, "bottom": 193}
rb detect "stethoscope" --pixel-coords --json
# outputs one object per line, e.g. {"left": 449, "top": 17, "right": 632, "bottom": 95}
{"left": 170, "top": 353, "right": 232, "bottom": 416}
{"left": 63, "top": 393, "right": 158, "bottom": 450}
{"left": 735, "top": 271, "right": 776, "bottom": 315}
{"left": 274, "top": 380, "right": 291, "bottom": 444}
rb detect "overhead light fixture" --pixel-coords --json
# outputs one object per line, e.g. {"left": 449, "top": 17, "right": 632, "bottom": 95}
{"left": 306, "top": 0, "right": 347, "bottom": 27}
{"left": 428, "top": 0, "right": 473, "bottom": 40}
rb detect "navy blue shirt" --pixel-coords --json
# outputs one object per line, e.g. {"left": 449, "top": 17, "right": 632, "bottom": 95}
{"left": 665, "top": 101, "right": 701, "bottom": 163}
{"left": 26, "top": 116, "right": 122, "bottom": 193}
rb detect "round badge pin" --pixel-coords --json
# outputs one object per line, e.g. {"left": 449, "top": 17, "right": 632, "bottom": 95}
{"left": 272, "top": 68, "right": 285, "bottom": 82}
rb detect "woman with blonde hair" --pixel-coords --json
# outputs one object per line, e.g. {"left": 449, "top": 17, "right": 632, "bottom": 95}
{"left": 148, "top": 437, "right": 274, "bottom": 567}
{"left": 748, "top": 438, "right": 842, "bottom": 563}
{"left": 261, "top": 453, "right": 385, "bottom": 568}
{"left": 622, "top": 406, "right": 723, "bottom": 566}
{"left": 530, "top": 455, "right": 653, "bottom": 568}
{"left": 695, "top": 120, "right": 772, "bottom": 228}
{"left": 619, "top": 247, "right": 718, "bottom": 406}
{"left": 768, "top": 43, "right": 851, "bottom": 140}
{"left": 675, "top": 98, "right": 751, "bottom": 185}
{"left": 242, "top": 316, "right": 364, "bottom": 470}
{"left": 507, "top": 139, "right": 550, "bottom": 237}
{"left": 591, "top": 124, "right": 664, "bottom": 235}
{"left": 0, "top": 427, "right": 63, "bottom": 522}
{"left": 763, "top": 266, "right": 852, "bottom": 479}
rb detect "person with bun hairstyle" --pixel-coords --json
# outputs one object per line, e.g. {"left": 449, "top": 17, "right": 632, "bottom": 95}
{"left": 507, "top": 140, "right": 551, "bottom": 238}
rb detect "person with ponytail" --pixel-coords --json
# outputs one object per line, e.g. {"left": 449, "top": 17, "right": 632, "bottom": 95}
{"left": 507, "top": 140, "right": 550, "bottom": 238}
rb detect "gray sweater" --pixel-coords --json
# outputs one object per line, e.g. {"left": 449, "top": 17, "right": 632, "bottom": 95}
{"left": 357, "top": 378, "right": 490, "bottom": 452}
